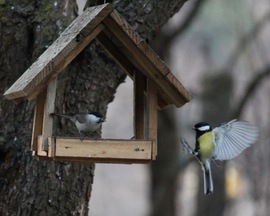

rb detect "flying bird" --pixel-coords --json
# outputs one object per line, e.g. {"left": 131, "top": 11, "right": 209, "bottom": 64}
{"left": 181, "top": 119, "right": 259, "bottom": 195}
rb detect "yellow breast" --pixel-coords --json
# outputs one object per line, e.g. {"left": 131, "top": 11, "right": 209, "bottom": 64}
{"left": 198, "top": 132, "right": 215, "bottom": 159}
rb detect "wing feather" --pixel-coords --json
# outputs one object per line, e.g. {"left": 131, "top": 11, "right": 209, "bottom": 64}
{"left": 75, "top": 115, "right": 88, "bottom": 123}
{"left": 213, "top": 120, "right": 259, "bottom": 160}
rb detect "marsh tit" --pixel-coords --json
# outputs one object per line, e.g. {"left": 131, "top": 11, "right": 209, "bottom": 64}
{"left": 51, "top": 112, "right": 105, "bottom": 140}
{"left": 182, "top": 119, "right": 259, "bottom": 195}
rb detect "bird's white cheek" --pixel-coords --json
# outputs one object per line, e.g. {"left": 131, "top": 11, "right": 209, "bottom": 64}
{"left": 88, "top": 114, "right": 100, "bottom": 123}
{"left": 198, "top": 125, "right": 210, "bottom": 131}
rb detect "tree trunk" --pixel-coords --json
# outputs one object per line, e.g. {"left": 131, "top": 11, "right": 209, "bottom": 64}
{"left": 0, "top": 1, "right": 94, "bottom": 215}
{"left": 150, "top": 107, "right": 179, "bottom": 216}
{"left": 0, "top": 0, "right": 189, "bottom": 215}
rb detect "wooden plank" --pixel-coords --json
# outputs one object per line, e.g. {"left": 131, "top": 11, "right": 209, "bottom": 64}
{"left": 44, "top": 137, "right": 157, "bottom": 163}
{"left": 147, "top": 79, "right": 158, "bottom": 159}
{"left": 48, "top": 136, "right": 56, "bottom": 158}
{"left": 164, "top": 72, "right": 192, "bottom": 104}
{"left": 134, "top": 71, "right": 146, "bottom": 139}
{"left": 52, "top": 157, "right": 151, "bottom": 164}
{"left": 37, "top": 153, "right": 150, "bottom": 163}
{"left": 4, "top": 4, "right": 113, "bottom": 100}
{"left": 27, "top": 24, "right": 104, "bottom": 100}
{"left": 103, "top": 10, "right": 191, "bottom": 107}
{"left": 37, "top": 136, "right": 47, "bottom": 156}
{"left": 53, "top": 138, "right": 153, "bottom": 160}
{"left": 31, "top": 89, "right": 46, "bottom": 153}
{"left": 41, "top": 78, "right": 57, "bottom": 149}
{"left": 139, "top": 42, "right": 192, "bottom": 103}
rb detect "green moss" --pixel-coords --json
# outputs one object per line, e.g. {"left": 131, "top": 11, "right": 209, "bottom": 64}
{"left": 0, "top": 0, "right": 5, "bottom": 6}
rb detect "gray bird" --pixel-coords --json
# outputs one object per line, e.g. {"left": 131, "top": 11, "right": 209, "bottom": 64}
{"left": 51, "top": 112, "right": 105, "bottom": 140}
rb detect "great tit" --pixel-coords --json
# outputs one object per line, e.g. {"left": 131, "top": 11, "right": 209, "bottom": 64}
{"left": 51, "top": 112, "right": 105, "bottom": 140}
{"left": 182, "top": 119, "right": 259, "bottom": 195}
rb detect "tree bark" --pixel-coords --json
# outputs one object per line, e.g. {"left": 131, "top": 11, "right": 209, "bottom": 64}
{"left": 0, "top": 0, "right": 189, "bottom": 215}
{"left": 0, "top": 1, "right": 94, "bottom": 215}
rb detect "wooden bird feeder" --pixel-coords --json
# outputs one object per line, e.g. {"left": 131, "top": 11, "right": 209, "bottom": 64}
{"left": 4, "top": 3, "right": 191, "bottom": 164}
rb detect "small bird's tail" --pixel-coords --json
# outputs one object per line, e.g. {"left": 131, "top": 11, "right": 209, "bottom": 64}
{"left": 50, "top": 113, "right": 75, "bottom": 122}
{"left": 202, "top": 160, "right": 213, "bottom": 195}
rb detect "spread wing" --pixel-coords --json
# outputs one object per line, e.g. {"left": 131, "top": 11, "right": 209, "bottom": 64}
{"left": 213, "top": 119, "right": 259, "bottom": 160}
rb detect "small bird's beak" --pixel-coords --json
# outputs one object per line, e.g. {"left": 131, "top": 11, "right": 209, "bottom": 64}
{"left": 100, "top": 118, "right": 106, "bottom": 122}
{"left": 192, "top": 127, "right": 196, "bottom": 130}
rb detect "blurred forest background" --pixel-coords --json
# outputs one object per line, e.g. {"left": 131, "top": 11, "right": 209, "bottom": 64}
{"left": 88, "top": 0, "right": 270, "bottom": 216}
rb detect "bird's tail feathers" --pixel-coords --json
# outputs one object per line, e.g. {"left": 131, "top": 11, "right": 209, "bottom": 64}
{"left": 202, "top": 160, "right": 213, "bottom": 195}
{"left": 50, "top": 113, "right": 75, "bottom": 122}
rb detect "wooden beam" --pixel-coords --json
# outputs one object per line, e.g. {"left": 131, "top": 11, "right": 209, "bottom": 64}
{"left": 31, "top": 89, "right": 46, "bottom": 153}
{"left": 147, "top": 79, "right": 158, "bottom": 159}
{"left": 37, "top": 136, "right": 47, "bottom": 156}
{"left": 27, "top": 24, "right": 105, "bottom": 101}
{"left": 47, "top": 138, "right": 155, "bottom": 162}
{"left": 4, "top": 4, "right": 113, "bottom": 100}
{"left": 41, "top": 78, "right": 57, "bottom": 150}
{"left": 164, "top": 72, "right": 192, "bottom": 104}
{"left": 134, "top": 71, "right": 146, "bottom": 139}
{"left": 51, "top": 157, "right": 151, "bottom": 164}
{"left": 48, "top": 135, "right": 56, "bottom": 158}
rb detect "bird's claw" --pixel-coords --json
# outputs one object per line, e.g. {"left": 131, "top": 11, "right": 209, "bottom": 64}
{"left": 80, "top": 131, "right": 100, "bottom": 141}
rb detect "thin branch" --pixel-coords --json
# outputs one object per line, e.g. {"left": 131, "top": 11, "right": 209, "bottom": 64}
{"left": 151, "top": 0, "right": 207, "bottom": 58}
{"left": 225, "top": 11, "right": 270, "bottom": 71}
{"left": 166, "top": 0, "right": 207, "bottom": 41}
{"left": 231, "top": 66, "right": 270, "bottom": 119}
